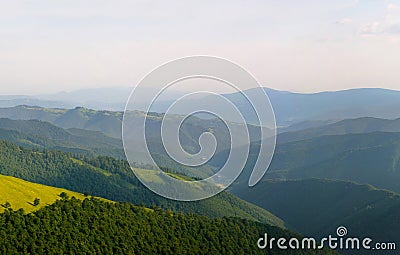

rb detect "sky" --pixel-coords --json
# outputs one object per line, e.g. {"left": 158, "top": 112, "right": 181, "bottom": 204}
{"left": 1, "top": 0, "right": 400, "bottom": 95}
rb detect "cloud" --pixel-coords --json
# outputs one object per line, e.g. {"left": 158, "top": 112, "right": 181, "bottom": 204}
{"left": 359, "top": 21, "right": 381, "bottom": 34}
{"left": 336, "top": 18, "right": 353, "bottom": 24}
{"left": 359, "top": 21, "right": 400, "bottom": 36}
{"left": 387, "top": 3, "right": 400, "bottom": 11}
{"left": 359, "top": 3, "right": 400, "bottom": 37}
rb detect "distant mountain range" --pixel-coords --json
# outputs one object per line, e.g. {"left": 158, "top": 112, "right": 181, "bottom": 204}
{"left": 151, "top": 87, "right": 400, "bottom": 126}
{"left": 3, "top": 87, "right": 400, "bottom": 126}
{"left": 0, "top": 87, "right": 187, "bottom": 111}
{"left": 3, "top": 105, "right": 400, "bottom": 189}
{"left": 0, "top": 106, "right": 271, "bottom": 178}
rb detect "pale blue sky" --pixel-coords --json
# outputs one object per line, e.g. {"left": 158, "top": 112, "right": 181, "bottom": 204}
{"left": 1, "top": 0, "right": 400, "bottom": 94}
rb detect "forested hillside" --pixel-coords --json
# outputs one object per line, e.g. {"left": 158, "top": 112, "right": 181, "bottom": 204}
{"left": 0, "top": 197, "right": 338, "bottom": 255}
{"left": 0, "top": 139, "right": 283, "bottom": 227}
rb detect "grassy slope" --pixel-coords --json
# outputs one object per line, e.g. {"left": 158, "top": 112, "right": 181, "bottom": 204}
{"left": 0, "top": 174, "right": 87, "bottom": 213}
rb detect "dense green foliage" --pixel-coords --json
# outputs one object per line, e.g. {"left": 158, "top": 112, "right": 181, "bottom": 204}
{"left": 0, "top": 197, "right": 338, "bottom": 255}
{"left": 0, "top": 139, "right": 283, "bottom": 227}
{"left": 233, "top": 179, "right": 400, "bottom": 247}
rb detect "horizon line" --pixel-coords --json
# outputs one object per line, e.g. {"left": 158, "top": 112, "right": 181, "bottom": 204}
{"left": 1, "top": 86, "right": 400, "bottom": 98}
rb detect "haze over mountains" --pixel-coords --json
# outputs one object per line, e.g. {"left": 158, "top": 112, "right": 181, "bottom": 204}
{"left": 3, "top": 105, "right": 400, "bottom": 188}
{"left": 0, "top": 87, "right": 187, "bottom": 111}
{"left": 3, "top": 87, "right": 400, "bottom": 126}
{"left": 227, "top": 87, "right": 400, "bottom": 126}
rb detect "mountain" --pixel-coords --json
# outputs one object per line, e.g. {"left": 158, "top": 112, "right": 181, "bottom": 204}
{"left": 0, "top": 98, "right": 74, "bottom": 109}
{"left": 219, "top": 131, "right": 400, "bottom": 194}
{"left": 155, "top": 87, "right": 400, "bottom": 126}
{"left": 0, "top": 106, "right": 123, "bottom": 138}
{"left": 0, "top": 139, "right": 284, "bottom": 227}
{"left": 0, "top": 116, "right": 219, "bottom": 179}
{"left": 0, "top": 106, "right": 272, "bottom": 179}
{"left": 278, "top": 119, "right": 337, "bottom": 133}
{"left": 284, "top": 139, "right": 400, "bottom": 193}
{"left": 279, "top": 117, "right": 400, "bottom": 143}
{"left": 5, "top": 87, "right": 400, "bottom": 126}
{"left": 224, "top": 87, "right": 400, "bottom": 126}
{"left": 0, "top": 87, "right": 188, "bottom": 111}
{"left": 232, "top": 178, "right": 400, "bottom": 253}
{"left": 0, "top": 174, "right": 89, "bottom": 213}
{"left": 0, "top": 118, "right": 124, "bottom": 158}
{"left": 8, "top": 107, "right": 400, "bottom": 191}
{"left": 118, "top": 86, "right": 400, "bottom": 127}
{"left": 0, "top": 105, "right": 269, "bottom": 141}
{"left": 0, "top": 197, "right": 338, "bottom": 255}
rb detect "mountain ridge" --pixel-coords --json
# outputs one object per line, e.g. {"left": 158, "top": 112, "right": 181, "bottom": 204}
{"left": 2, "top": 86, "right": 400, "bottom": 126}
